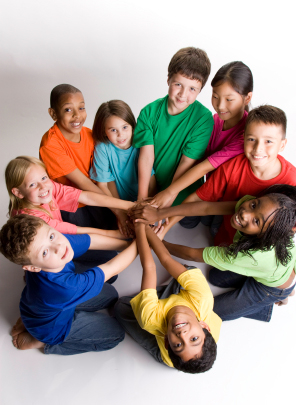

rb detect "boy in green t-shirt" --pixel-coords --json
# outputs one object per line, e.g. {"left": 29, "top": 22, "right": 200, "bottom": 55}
{"left": 133, "top": 47, "right": 214, "bottom": 206}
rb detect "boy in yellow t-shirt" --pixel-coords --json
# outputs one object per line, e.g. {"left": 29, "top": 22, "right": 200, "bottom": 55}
{"left": 114, "top": 223, "right": 221, "bottom": 373}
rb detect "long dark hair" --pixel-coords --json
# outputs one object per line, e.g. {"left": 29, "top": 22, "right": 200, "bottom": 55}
{"left": 211, "top": 61, "right": 253, "bottom": 112}
{"left": 226, "top": 192, "right": 296, "bottom": 266}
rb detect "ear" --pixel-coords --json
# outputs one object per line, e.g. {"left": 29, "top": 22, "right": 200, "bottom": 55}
{"left": 11, "top": 188, "right": 24, "bottom": 199}
{"left": 279, "top": 138, "right": 287, "bottom": 152}
{"left": 244, "top": 92, "right": 253, "bottom": 106}
{"left": 22, "top": 265, "right": 42, "bottom": 273}
{"left": 164, "top": 335, "right": 169, "bottom": 350}
{"left": 199, "top": 320, "right": 210, "bottom": 332}
{"left": 48, "top": 108, "right": 58, "bottom": 121}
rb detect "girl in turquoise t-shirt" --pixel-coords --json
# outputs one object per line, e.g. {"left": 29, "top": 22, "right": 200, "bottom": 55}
{"left": 90, "top": 100, "right": 156, "bottom": 237}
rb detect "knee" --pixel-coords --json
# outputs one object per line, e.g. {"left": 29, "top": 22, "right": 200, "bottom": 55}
{"left": 179, "top": 216, "right": 201, "bottom": 229}
{"left": 208, "top": 268, "right": 225, "bottom": 287}
{"left": 102, "top": 283, "right": 119, "bottom": 306}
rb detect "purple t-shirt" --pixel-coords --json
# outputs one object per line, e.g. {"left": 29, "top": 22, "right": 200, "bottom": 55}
{"left": 205, "top": 110, "right": 248, "bottom": 170}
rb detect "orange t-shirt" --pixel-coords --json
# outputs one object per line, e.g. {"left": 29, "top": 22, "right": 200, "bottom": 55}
{"left": 39, "top": 123, "right": 94, "bottom": 188}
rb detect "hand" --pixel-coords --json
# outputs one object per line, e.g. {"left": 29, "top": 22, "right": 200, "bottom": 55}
{"left": 150, "top": 189, "right": 177, "bottom": 209}
{"left": 128, "top": 203, "right": 160, "bottom": 224}
{"left": 116, "top": 212, "right": 133, "bottom": 238}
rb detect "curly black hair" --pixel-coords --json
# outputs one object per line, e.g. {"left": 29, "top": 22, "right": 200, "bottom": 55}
{"left": 226, "top": 192, "right": 296, "bottom": 266}
{"left": 167, "top": 328, "right": 217, "bottom": 374}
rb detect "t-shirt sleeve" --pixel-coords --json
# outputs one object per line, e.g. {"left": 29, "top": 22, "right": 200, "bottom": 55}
{"left": 40, "top": 141, "right": 77, "bottom": 180}
{"left": 207, "top": 137, "right": 244, "bottom": 169}
{"left": 132, "top": 107, "right": 155, "bottom": 148}
{"left": 196, "top": 162, "right": 228, "bottom": 201}
{"left": 89, "top": 143, "right": 115, "bottom": 183}
{"left": 182, "top": 110, "right": 214, "bottom": 160}
{"left": 64, "top": 234, "right": 91, "bottom": 258}
{"left": 52, "top": 181, "right": 81, "bottom": 212}
{"left": 130, "top": 289, "right": 160, "bottom": 333}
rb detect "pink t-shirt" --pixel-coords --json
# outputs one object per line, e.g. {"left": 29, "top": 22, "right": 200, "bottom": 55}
{"left": 13, "top": 181, "right": 82, "bottom": 234}
{"left": 205, "top": 111, "right": 247, "bottom": 169}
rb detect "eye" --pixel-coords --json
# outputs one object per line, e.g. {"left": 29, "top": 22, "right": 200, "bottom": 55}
{"left": 29, "top": 182, "right": 36, "bottom": 188}
{"left": 174, "top": 343, "right": 181, "bottom": 348}
{"left": 79, "top": 107, "right": 85, "bottom": 110}
{"left": 42, "top": 175, "right": 48, "bottom": 181}
{"left": 251, "top": 201, "right": 256, "bottom": 209}
{"left": 212, "top": 94, "right": 218, "bottom": 99}
{"left": 65, "top": 108, "right": 72, "bottom": 112}
{"left": 49, "top": 233, "right": 55, "bottom": 241}
{"left": 266, "top": 140, "right": 272, "bottom": 144}
{"left": 123, "top": 125, "right": 128, "bottom": 130}
{"left": 42, "top": 249, "right": 48, "bottom": 257}
{"left": 110, "top": 129, "right": 117, "bottom": 133}
{"left": 191, "top": 336, "right": 198, "bottom": 342}
{"left": 247, "top": 137, "right": 255, "bottom": 142}
{"left": 254, "top": 218, "right": 259, "bottom": 226}
{"left": 226, "top": 99, "right": 234, "bottom": 102}
{"left": 175, "top": 83, "right": 181, "bottom": 87}
{"left": 190, "top": 87, "right": 196, "bottom": 92}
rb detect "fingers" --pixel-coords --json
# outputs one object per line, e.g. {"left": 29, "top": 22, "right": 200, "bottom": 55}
{"left": 165, "top": 217, "right": 169, "bottom": 225}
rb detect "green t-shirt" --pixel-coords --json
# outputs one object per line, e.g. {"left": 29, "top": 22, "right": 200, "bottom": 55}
{"left": 133, "top": 95, "right": 214, "bottom": 205}
{"left": 203, "top": 196, "right": 296, "bottom": 287}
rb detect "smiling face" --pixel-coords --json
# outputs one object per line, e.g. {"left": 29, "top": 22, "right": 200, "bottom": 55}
{"left": 230, "top": 196, "right": 279, "bottom": 235}
{"left": 244, "top": 122, "right": 286, "bottom": 171}
{"left": 48, "top": 92, "right": 87, "bottom": 139}
{"left": 23, "top": 223, "right": 74, "bottom": 273}
{"left": 12, "top": 164, "right": 53, "bottom": 206}
{"left": 166, "top": 305, "right": 210, "bottom": 362}
{"left": 167, "top": 73, "right": 202, "bottom": 116}
{"left": 104, "top": 115, "right": 133, "bottom": 150}
{"left": 212, "top": 81, "right": 251, "bottom": 129}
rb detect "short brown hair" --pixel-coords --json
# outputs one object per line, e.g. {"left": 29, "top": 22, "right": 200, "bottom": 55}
{"left": 92, "top": 100, "right": 136, "bottom": 144}
{"left": 50, "top": 84, "right": 82, "bottom": 111}
{"left": 0, "top": 214, "right": 45, "bottom": 265}
{"left": 245, "top": 105, "right": 287, "bottom": 139}
{"left": 168, "top": 47, "right": 211, "bottom": 88}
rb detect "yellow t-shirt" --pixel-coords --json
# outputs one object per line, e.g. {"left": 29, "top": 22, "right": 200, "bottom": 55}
{"left": 130, "top": 268, "right": 222, "bottom": 367}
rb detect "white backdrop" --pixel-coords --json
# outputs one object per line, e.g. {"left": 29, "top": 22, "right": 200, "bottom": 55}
{"left": 1, "top": 1, "right": 295, "bottom": 404}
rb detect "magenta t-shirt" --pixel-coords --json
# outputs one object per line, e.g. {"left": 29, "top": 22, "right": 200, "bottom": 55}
{"left": 13, "top": 180, "right": 81, "bottom": 234}
{"left": 205, "top": 110, "right": 248, "bottom": 170}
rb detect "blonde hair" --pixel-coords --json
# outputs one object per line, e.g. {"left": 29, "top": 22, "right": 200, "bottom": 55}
{"left": 5, "top": 156, "right": 53, "bottom": 218}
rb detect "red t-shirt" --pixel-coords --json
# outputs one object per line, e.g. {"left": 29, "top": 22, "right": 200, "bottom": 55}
{"left": 196, "top": 153, "right": 296, "bottom": 246}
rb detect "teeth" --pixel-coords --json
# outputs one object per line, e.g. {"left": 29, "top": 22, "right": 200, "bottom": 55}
{"left": 174, "top": 323, "right": 187, "bottom": 329}
{"left": 72, "top": 122, "right": 81, "bottom": 127}
{"left": 235, "top": 215, "right": 242, "bottom": 226}
{"left": 39, "top": 191, "right": 49, "bottom": 197}
{"left": 253, "top": 156, "right": 265, "bottom": 159}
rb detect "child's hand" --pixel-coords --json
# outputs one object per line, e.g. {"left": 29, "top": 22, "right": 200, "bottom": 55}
{"left": 116, "top": 211, "right": 133, "bottom": 238}
{"left": 150, "top": 189, "right": 177, "bottom": 210}
{"left": 128, "top": 203, "right": 160, "bottom": 224}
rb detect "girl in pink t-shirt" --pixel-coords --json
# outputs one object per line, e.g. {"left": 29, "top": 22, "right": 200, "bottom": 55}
{"left": 5, "top": 156, "right": 133, "bottom": 240}
{"left": 150, "top": 61, "right": 253, "bottom": 210}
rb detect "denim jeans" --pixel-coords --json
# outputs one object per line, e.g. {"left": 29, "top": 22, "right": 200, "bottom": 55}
{"left": 209, "top": 268, "right": 296, "bottom": 322}
{"left": 61, "top": 205, "right": 118, "bottom": 275}
{"left": 179, "top": 215, "right": 223, "bottom": 237}
{"left": 44, "top": 283, "right": 124, "bottom": 355}
{"left": 114, "top": 275, "right": 190, "bottom": 365}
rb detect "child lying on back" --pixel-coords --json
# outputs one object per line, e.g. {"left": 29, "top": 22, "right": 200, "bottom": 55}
{"left": 114, "top": 223, "right": 221, "bottom": 373}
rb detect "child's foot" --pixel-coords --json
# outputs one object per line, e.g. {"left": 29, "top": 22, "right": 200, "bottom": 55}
{"left": 12, "top": 331, "right": 45, "bottom": 350}
{"left": 275, "top": 289, "right": 295, "bottom": 306}
{"left": 11, "top": 317, "right": 26, "bottom": 337}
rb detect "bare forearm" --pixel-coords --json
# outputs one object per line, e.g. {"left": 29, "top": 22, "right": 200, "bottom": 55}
{"left": 138, "top": 145, "right": 155, "bottom": 199}
{"left": 163, "top": 240, "right": 205, "bottom": 262}
{"left": 66, "top": 168, "right": 104, "bottom": 194}
{"left": 76, "top": 227, "right": 127, "bottom": 239}
{"left": 88, "top": 233, "right": 130, "bottom": 251}
{"left": 79, "top": 190, "right": 134, "bottom": 211}
{"left": 135, "top": 224, "right": 157, "bottom": 290}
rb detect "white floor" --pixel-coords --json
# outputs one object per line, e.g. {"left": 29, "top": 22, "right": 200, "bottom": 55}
{"left": 1, "top": 222, "right": 295, "bottom": 405}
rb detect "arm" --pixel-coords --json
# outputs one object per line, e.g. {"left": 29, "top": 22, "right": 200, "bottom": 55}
{"left": 78, "top": 189, "right": 134, "bottom": 211}
{"left": 135, "top": 223, "right": 157, "bottom": 290}
{"left": 76, "top": 227, "right": 128, "bottom": 240}
{"left": 162, "top": 240, "right": 205, "bottom": 263}
{"left": 66, "top": 168, "right": 105, "bottom": 195}
{"left": 151, "top": 158, "right": 214, "bottom": 209}
{"left": 137, "top": 145, "right": 155, "bottom": 200}
{"left": 99, "top": 240, "right": 137, "bottom": 282}
{"left": 145, "top": 225, "right": 188, "bottom": 280}
{"left": 88, "top": 233, "right": 131, "bottom": 251}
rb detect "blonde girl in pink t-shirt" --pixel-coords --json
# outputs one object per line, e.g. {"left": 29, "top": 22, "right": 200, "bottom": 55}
{"left": 5, "top": 156, "right": 134, "bottom": 243}
{"left": 150, "top": 61, "right": 253, "bottom": 211}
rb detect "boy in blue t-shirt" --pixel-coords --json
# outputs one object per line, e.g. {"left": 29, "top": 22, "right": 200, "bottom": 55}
{"left": 0, "top": 214, "right": 137, "bottom": 355}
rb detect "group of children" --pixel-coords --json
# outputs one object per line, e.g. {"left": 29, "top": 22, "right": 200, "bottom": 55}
{"left": 1, "top": 46, "right": 296, "bottom": 374}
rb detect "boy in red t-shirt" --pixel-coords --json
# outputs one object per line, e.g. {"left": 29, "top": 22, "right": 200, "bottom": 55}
{"left": 129, "top": 105, "right": 296, "bottom": 246}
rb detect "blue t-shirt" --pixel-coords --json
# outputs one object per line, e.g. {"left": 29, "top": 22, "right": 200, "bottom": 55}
{"left": 19, "top": 234, "right": 105, "bottom": 345}
{"left": 90, "top": 142, "right": 154, "bottom": 202}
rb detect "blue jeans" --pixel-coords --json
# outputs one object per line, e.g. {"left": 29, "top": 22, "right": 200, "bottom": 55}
{"left": 209, "top": 268, "right": 295, "bottom": 322}
{"left": 179, "top": 215, "right": 223, "bottom": 237}
{"left": 44, "top": 283, "right": 124, "bottom": 355}
{"left": 114, "top": 267, "right": 195, "bottom": 365}
{"left": 61, "top": 206, "right": 118, "bottom": 275}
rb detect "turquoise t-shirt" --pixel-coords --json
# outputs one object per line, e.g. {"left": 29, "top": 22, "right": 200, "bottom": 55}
{"left": 133, "top": 95, "right": 214, "bottom": 205}
{"left": 90, "top": 142, "right": 153, "bottom": 202}
{"left": 203, "top": 196, "right": 296, "bottom": 287}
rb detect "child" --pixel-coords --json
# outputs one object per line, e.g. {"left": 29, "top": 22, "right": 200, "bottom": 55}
{"left": 114, "top": 223, "right": 221, "bottom": 373}
{"left": 39, "top": 84, "right": 118, "bottom": 234}
{"left": 150, "top": 61, "right": 253, "bottom": 212}
{"left": 0, "top": 214, "right": 138, "bottom": 355}
{"left": 160, "top": 191, "right": 296, "bottom": 322}
{"left": 89, "top": 100, "right": 156, "bottom": 236}
{"left": 133, "top": 47, "right": 213, "bottom": 206}
{"left": 137, "top": 105, "right": 296, "bottom": 246}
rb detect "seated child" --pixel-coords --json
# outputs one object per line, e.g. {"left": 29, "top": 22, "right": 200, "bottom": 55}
{"left": 138, "top": 105, "right": 296, "bottom": 246}
{"left": 89, "top": 100, "right": 156, "bottom": 237}
{"left": 133, "top": 47, "right": 214, "bottom": 206}
{"left": 39, "top": 84, "right": 118, "bottom": 233}
{"left": 0, "top": 214, "right": 137, "bottom": 355}
{"left": 114, "top": 223, "right": 221, "bottom": 373}
{"left": 6, "top": 156, "right": 135, "bottom": 271}
{"left": 158, "top": 189, "right": 296, "bottom": 322}
{"left": 150, "top": 61, "right": 253, "bottom": 215}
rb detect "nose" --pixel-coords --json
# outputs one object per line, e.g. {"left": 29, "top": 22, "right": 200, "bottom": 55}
{"left": 253, "top": 140, "right": 264, "bottom": 152}
{"left": 72, "top": 108, "right": 80, "bottom": 118}
{"left": 178, "top": 86, "right": 186, "bottom": 98}
{"left": 217, "top": 99, "right": 226, "bottom": 109}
